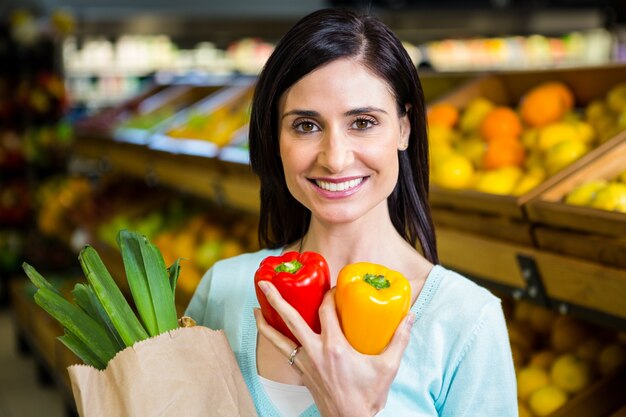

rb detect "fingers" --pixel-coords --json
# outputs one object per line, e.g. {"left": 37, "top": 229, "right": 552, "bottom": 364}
{"left": 257, "top": 281, "right": 316, "bottom": 344}
{"left": 381, "top": 313, "right": 415, "bottom": 362}
{"left": 318, "top": 288, "right": 343, "bottom": 336}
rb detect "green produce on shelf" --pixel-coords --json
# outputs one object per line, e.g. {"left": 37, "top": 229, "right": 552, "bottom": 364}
{"left": 119, "top": 106, "right": 176, "bottom": 130}
{"left": 564, "top": 168, "right": 626, "bottom": 212}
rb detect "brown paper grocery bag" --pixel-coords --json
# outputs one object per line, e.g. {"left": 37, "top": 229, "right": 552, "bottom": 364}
{"left": 68, "top": 326, "right": 257, "bottom": 417}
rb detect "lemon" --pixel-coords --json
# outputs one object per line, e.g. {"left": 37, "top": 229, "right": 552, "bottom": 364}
{"left": 568, "top": 120, "right": 595, "bottom": 144}
{"left": 518, "top": 366, "right": 550, "bottom": 401}
{"left": 598, "top": 343, "right": 626, "bottom": 376}
{"left": 585, "top": 99, "right": 608, "bottom": 122}
{"left": 513, "top": 168, "right": 546, "bottom": 196}
{"left": 607, "top": 82, "right": 626, "bottom": 113}
{"left": 459, "top": 97, "right": 494, "bottom": 133}
{"left": 455, "top": 135, "right": 485, "bottom": 168}
{"left": 474, "top": 166, "right": 522, "bottom": 195}
{"left": 550, "top": 353, "right": 593, "bottom": 394}
{"left": 529, "top": 350, "right": 558, "bottom": 370}
{"left": 576, "top": 338, "right": 605, "bottom": 362}
{"left": 545, "top": 139, "right": 589, "bottom": 175}
{"left": 429, "top": 124, "right": 456, "bottom": 148}
{"left": 538, "top": 122, "right": 578, "bottom": 152}
{"left": 521, "top": 128, "right": 539, "bottom": 149}
{"left": 431, "top": 153, "right": 475, "bottom": 189}
{"left": 529, "top": 385, "right": 568, "bottom": 417}
{"left": 564, "top": 180, "right": 608, "bottom": 206}
{"left": 589, "top": 182, "right": 626, "bottom": 212}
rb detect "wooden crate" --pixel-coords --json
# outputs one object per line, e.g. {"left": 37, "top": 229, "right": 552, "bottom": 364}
{"left": 429, "top": 64, "right": 626, "bottom": 239}
{"left": 526, "top": 132, "right": 626, "bottom": 267}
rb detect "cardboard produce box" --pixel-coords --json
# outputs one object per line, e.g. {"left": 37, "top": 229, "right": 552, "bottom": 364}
{"left": 526, "top": 131, "right": 626, "bottom": 268}
{"left": 428, "top": 65, "right": 626, "bottom": 244}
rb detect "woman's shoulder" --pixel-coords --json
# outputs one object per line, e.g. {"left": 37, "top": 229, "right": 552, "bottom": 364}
{"left": 426, "top": 265, "right": 502, "bottom": 321}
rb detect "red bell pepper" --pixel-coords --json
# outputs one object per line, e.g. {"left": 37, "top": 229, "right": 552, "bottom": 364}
{"left": 254, "top": 251, "right": 331, "bottom": 345}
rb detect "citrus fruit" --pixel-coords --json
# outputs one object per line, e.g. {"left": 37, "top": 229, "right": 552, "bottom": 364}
{"left": 569, "top": 120, "right": 595, "bottom": 144}
{"left": 459, "top": 97, "right": 494, "bottom": 133}
{"left": 545, "top": 139, "right": 589, "bottom": 175}
{"left": 427, "top": 103, "right": 459, "bottom": 128}
{"left": 541, "top": 81, "right": 575, "bottom": 110}
{"left": 480, "top": 106, "right": 523, "bottom": 142}
{"left": 585, "top": 99, "right": 608, "bottom": 122}
{"left": 537, "top": 122, "right": 579, "bottom": 152}
{"left": 527, "top": 304, "right": 556, "bottom": 335}
{"left": 529, "top": 385, "right": 568, "bottom": 417}
{"left": 474, "top": 166, "right": 522, "bottom": 195}
{"left": 598, "top": 343, "right": 626, "bottom": 375}
{"left": 564, "top": 180, "right": 608, "bottom": 206}
{"left": 513, "top": 167, "right": 545, "bottom": 196}
{"left": 455, "top": 135, "right": 486, "bottom": 168}
{"left": 551, "top": 320, "right": 589, "bottom": 352}
{"left": 431, "top": 153, "right": 475, "bottom": 189}
{"left": 518, "top": 366, "right": 550, "bottom": 401}
{"left": 550, "top": 353, "right": 593, "bottom": 394}
{"left": 529, "top": 350, "right": 558, "bottom": 370}
{"left": 429, "top": 124, "right": 457, "bottom": 147}
{"left": 606, "top": 82, "right": 626, "bottom": 113}
{"left": 576, "top": 338, "right": 605, "bottom": 362}
{"left": 589, "top": 182, "right": 626, "bottom": 212}
{"left": 521, "top": 83, "right": 571, "bottom": 127}
{"left": 482, "top": 137, "right": 525, "bottom": 170}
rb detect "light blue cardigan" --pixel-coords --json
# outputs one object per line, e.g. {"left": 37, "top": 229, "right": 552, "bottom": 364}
{"left": 185, "top": 248, "right": 518, "bottom": 417}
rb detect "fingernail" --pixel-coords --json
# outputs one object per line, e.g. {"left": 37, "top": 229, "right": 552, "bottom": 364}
{"left": 258, "top": 281, "right": 270, "bottom": 294}
{"left": 406, "top": 313, "right": 416, "bottom": 328}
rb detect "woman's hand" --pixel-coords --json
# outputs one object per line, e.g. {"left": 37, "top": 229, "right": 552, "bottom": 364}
{"left": 255, "top": 281, "right": 415, "bottom": 417}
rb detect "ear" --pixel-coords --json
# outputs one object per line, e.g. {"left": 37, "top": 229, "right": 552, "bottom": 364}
{"left": 397, "top": 104, "right": 412, "bottom": 150}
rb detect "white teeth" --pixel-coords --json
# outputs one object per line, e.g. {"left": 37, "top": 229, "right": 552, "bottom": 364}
{"left": 315, "top": 178, "right": 363, "bottom": 192}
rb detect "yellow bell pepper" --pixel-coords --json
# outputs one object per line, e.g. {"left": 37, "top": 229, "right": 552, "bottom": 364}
{"left": 335, "top": 262, "right": 411, "bottom": 355}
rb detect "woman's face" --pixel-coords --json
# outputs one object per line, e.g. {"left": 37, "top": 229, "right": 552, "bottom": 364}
{"left": 278, "top": 58, "right": 410, "bottom": 226}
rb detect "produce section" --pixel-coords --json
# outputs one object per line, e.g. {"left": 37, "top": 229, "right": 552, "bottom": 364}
{"left": 4, "top": 5, "right": 626, "bottom": 417}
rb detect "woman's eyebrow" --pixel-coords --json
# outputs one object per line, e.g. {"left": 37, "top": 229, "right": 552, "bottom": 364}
{"left": 281, "top": 109, "right": 320, "bottom": 119}
{"left": 344, "top": 106, "right": 388, "bottom": 116}
{"left": 282, "top": 106, "right": 388, "bottom": 120}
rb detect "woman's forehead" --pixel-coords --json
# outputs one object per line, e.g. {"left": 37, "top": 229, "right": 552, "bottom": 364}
{"left": 279, "top": 58, "right": 396, "bottom": 114}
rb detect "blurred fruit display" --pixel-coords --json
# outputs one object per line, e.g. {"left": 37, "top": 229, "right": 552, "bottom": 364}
{"left": 565, "top": 168, "right": 626, "bottom": 213}
{"left": 506, "top": 299, "right": 626, "bottom": 417}
{"left": 163, "top": 82, "right": 253, "bottom": 150}
{"left": 429, "top": 79, "right": 626, "bottom": 196}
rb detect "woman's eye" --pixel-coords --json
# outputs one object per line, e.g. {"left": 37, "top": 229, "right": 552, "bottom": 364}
{"left": 352, "top": 118, "right": 376, "bottom": 130}
{"left": 294, "top": 121, "right": 319, "bottom": 133}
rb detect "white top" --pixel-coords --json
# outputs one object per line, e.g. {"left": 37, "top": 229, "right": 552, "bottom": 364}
{"left": 258, "top": 375, "right": 314, "bottom": 417}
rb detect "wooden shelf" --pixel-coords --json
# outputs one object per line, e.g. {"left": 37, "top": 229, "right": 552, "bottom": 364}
{"left": 73, "top": 136, "right": 260, "bottom": 214}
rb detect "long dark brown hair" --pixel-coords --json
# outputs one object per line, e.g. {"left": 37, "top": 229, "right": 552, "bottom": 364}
{"left": 248, "top": 8, "right": 438, "bottom": 264}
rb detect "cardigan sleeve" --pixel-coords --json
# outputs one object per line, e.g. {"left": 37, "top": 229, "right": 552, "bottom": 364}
{"left": 438, "top": 300, "right": 519, "bottom": 417}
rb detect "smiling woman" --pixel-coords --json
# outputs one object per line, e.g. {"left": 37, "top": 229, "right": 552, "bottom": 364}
{"left": 186, "top": 8, "right": 518, "bottom": 417}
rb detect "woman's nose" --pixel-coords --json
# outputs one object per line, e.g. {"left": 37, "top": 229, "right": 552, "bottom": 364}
{"left": 317, "top": 130, "right": 354, "bottom": 174}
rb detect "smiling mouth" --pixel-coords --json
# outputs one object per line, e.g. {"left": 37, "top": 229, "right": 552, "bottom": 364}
{"left": 313, "top": 177, "right": 364, "bottom": 192}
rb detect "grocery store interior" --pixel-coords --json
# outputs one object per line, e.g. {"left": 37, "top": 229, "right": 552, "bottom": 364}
{"left": 1, "top": 0, "right": 626, "bottom": 416}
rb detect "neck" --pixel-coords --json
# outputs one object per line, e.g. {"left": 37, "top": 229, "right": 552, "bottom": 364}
{"left": 301, "top": 215, "right": 415, "bottom": 285}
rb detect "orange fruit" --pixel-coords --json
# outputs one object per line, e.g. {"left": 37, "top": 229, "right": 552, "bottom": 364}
{"left": 483, "top": 137, "right": 525, "bottom": 169}
{"left": 428, "top": 103, "right": 459, "bottom": 128}
{"left": 541, "top": 81, "right": 575, "bottom": 110}
{"left": 480, "top": 106, "right": 522, "bottom": 142}
{"left": 520, "top": 83, "right": 572, "bottom": 127}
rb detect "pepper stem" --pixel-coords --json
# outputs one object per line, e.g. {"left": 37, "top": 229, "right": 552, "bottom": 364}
{"left": 275, "top": 260, "right": 303, "bottom": 274}
{"left": 363, "top": 273, "right": 391, "bottom": 290}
